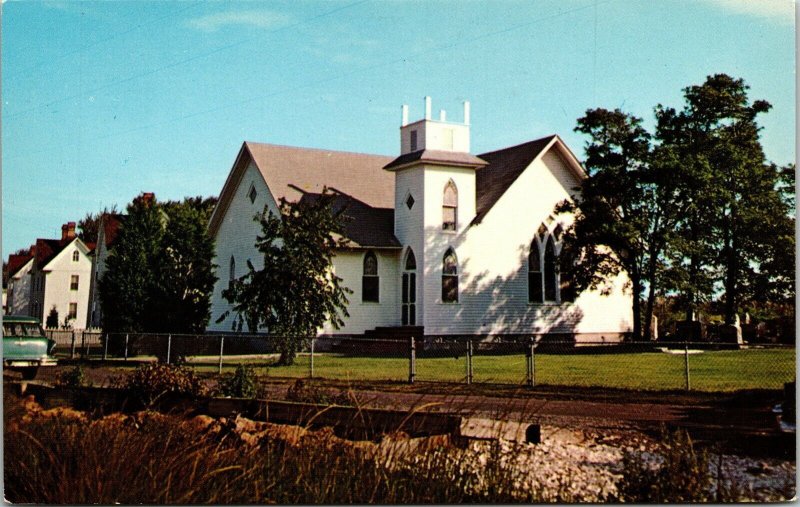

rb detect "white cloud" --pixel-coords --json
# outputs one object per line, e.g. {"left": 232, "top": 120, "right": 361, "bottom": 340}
{"left": 707, "top": 0, "right": 795, "bottom": 25}
{"left": 187, "top": 10, "right": 291, "bottom": 32}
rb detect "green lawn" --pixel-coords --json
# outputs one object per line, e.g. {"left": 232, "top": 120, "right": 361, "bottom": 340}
{"left": 189, "top": 348, "right": 795, "bottom": 392}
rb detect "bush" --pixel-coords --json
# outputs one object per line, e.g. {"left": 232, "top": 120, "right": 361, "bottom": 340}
{"left": 122, "top": 363, "right": 206, "bottom": 406}
{"left": 286, "top": 379, "right": 354, "bottom": 406}
{"left": 217, "top": 364, "right": 259, "bottom": 399}
{"left": 56, "top": 365, "right": 89, "bottom": 388}
{"left": 617, "top": 429, "right": 712, "bottom": 502}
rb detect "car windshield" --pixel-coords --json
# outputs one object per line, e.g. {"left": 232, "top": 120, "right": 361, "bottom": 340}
{"left": 3, "top": 323, "right": 45, "bottom": 338}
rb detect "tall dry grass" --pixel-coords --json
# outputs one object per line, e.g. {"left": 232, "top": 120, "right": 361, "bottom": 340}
{"left": 4, "top": 393, "right": 552, "bottom": 504}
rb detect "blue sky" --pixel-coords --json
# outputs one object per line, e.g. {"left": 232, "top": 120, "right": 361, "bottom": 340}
{"left": 2, "top": 0, "right": 795, "bottom": 256}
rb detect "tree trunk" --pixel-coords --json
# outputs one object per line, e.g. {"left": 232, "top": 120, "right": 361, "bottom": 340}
{"left": 631, "top": 275, "right": 643, "bottom": 341}
{"left": 723, "top": 225, "right": 738, "bottom": 325}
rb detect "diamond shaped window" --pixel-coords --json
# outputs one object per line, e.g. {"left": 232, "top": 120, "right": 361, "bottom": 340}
{"left": 405, "top": 194, "right": 415, "bottom": 210}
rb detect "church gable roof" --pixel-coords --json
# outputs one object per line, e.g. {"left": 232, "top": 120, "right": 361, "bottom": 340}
{"left": 472, "top": 135, "right": 585, "bottom": 225}
{"left": 209, "top": 142, "right": 394, "bottom": 236}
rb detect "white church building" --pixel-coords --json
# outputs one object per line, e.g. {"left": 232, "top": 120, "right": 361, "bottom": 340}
{"left": 207, "top": 98, "right": 632, "bottom": 342}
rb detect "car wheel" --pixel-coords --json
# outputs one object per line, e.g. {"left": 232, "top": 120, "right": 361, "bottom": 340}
{"left": 21, "top": 367, "right": 39, "bottom": 380}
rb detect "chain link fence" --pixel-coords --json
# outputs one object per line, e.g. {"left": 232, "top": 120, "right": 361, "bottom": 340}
{"left": 45, "top": 330, "right": 795, "bottom": 392}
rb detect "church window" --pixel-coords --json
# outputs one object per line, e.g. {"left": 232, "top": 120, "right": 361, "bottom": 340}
{"left": 405, "top": 194, "right": 415, "bottom": 210}
{"left": 362, "top": 251, "right": 379, "bottom": 302}
{"left": 442, "top": 248, "right": 459, "bottom": 303}
{"left": 528, "top": 241, "right": 543, "bottom": 303}
{"left": 410, "top": 130, "right": 418, "bottom": 151}
{"left": 443, "top": 181, "right": 458, "bottom": 231}
{"left": 248, "top": 184, "right": 257, "bottom": 204}
{"left": 544, "top": 236, "right": 557, "bottom": 302}
{"left": 229, "top": 257, "right": 236, "bottom": 290}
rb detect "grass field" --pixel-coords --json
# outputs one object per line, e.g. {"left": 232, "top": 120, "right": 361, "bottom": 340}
{"left": 183, "top": 347, "right": 795, "bottom": 392}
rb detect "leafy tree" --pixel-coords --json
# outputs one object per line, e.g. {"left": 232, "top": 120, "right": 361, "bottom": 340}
{"left": 656, "top": 74, "right": 789, "bottom": 324}
{"left": 99, "top": 194, "right": 218, "bottom": 335}
{"left": 77, "top": 205, "right": 118, "bottom": 244}
{"left": 45, "top": 306, "right": 59, "bottom": 329}
{"left": 558, "top": 108, "right": 673, "bottom": 340}
{"left": 219, "top": 189, "right": 352, "bottom": 365}
{"left": 99, "top": 193, "right": 165, "bottom": 334}
{"left": 151, "top": 198, "right": 218, "bottom": 333}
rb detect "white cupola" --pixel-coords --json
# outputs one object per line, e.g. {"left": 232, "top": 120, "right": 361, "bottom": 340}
{"left": 399, "top": 96, "right": 472, "bottom": 154}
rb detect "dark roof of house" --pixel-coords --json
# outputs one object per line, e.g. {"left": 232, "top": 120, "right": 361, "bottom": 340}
{"left": 383, "top": 149, "right": 487, "bottom": 171}
{"left": 472, "top": 135, "right": 558, "bottom": 225}
{"left": 34, "top": 239, "right": 66, "bottom": 269}
{"left": 101, "top": 213, "right": 126, "bottom": 248}
{"left": 7, "top": 253, "right": 33, "bottom": 278}
{"left": 299, "top": 190, "right": 401, "bottom": 249}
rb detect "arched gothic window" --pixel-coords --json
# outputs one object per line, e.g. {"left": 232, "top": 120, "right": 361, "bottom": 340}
{"left": 442, "top": 181, "right": 458, "bottom": 231}
{"left": 528, "top": 241, "right": 543, "bottom": 303}
{"left": 72, "top": 250, "right": 80, "bottom": 262}
{"left": 529, "top": 224, "right": 568, "bottom": 303}
{"left": 362, "top": 250, "right": 379, "bottom": 302}
{"left": 544, "top": 236, "right": 557, "bottom": 302}
{"left": 402, "top": 248, "right": 417, "bottom": 325}
{"left": 442, "top": 248, "right": 459, "bottom": 303}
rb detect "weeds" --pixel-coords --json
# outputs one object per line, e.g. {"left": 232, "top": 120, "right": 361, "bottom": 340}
{"left": 55, "top": 365, "right": 90, "bottom": 388}
{"left": 216, "top": 364, "right": 260, "bottom": 398}
{"left": 286, "top": 378, "right": 354, "bottom": 406}
{"left": 122, "top": 363, "right": 207, "bottom": 406}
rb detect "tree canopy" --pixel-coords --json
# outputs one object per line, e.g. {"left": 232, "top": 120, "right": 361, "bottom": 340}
{"left": 99, "top": 194, "right": 217, "bottom": 334}
{"left": 219, "top": 189, "right": 352, "bottom": 365}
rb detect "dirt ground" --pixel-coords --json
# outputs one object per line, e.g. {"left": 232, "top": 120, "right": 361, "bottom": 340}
{"left": 13, "top": 361, "right": 795, "bottom": 459}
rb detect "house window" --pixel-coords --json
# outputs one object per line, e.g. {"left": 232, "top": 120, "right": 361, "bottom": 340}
{"left": 442, "top": 181, "right": 458, "bottom": 231}
{"left": 362, "top": 251, "right": 379, "bottom": 303}
{"left": 442, "top": 248, "right": 459, "bottom": 303}
{"left": 410, "top": 130, "right": 418, "bottom": 152}
{"left": 70, "top": 275, "right": 79, "bottom": 291}
{"left": 68, "top": 302, "right": 77, "bottom": 320}
{"left": 248, "top": 184, "right": 257, "bottom": 204}
{"left": 72, "top": 250, "right": 79, "bottom": 262}
{"left": 528, "top": 241, "right": 543, "bottom": 303}
{"left": 229, "top": 256, "right": 236, "bottom": 290}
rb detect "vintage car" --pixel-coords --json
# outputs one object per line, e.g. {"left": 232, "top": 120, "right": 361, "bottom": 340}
{"left": 3, "top": 315, "right": 57, "bottom": 379}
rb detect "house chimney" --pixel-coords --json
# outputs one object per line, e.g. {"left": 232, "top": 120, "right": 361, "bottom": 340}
{"left": 401, "top": 104, "right": 409, "bottom": 127}
{"left": 61, "top": 222, "right": 76, "bottom": 241}
{"left": 424, "top": 96, "right": 432, "bottom": 120}
{"left": 439, "top": 109, "right": 447, "bottom": 122}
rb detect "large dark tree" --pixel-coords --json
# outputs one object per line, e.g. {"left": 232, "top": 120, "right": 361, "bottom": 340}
{"left": 99, "top": 194, "right": 165, "bottom": 333}
{"left": 151, "top": 198, "right": 218, "bottom": 333}
{"left": 99, "top": 194, "right": 217, "bottom": 335}
{"left": 656, "top": 74, "right": 789, "bottom": 324}
{"left": 558, "top": 108, "right": 674, "bottom": 340}
{"left": 219, "top": 189, "right": 352, "bottom": 365}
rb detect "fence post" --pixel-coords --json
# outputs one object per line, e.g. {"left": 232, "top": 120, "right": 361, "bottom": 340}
{"left": 166, "top": 334, "right": 172, "bottom": 364}
{"left": 103, "top": 333, "right": 108, "bottom": 361}
{"left": 70, "top": 330, "right": 76, "bottom": 359}
{"left": 408, "top": 336, "right": 416, "bottom": 384}
{"left": 526, "top": 338, "right": 536, "bottom": 388}
{"left": 218, "top": 336, "right": 224, "bottom": 374}
{"left": 124, "top": 334, "right": 129, "bottom": 361}
{"left": 466, "top": 339, "right": 473, "bottom": 384}
{"left": 310, "top": 337, "right": 315, "bottom": 379}
{"left": 83, "top": 331, "right": 89, "bottom": 358}
{"left": 684, "top": 341, "right": 691, "bottom": 391}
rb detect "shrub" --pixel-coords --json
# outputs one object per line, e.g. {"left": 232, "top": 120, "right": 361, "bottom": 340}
{"left": 617, "top": 429, "right": 712, "bottom": 502}
{"left": 56, "top": 365, "right": 89, "bottom": 388}
{"left": 286, "top": 379, "right": 354, "bottom": 406}
{"left": 217, "top": 364, "right": 259, "bottom": 399}
{"left": 122, "top": 363, "right": 206, "bottom": 406}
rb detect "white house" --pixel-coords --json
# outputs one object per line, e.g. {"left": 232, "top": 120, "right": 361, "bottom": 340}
{"left": 207, "top": 98, "right": 633, "bottom": 341}
{"left": 14, "top": 223, "right": 94, "bottom": 329}
{"left": 6, "top": 250, "right": 34, "bottom": 316}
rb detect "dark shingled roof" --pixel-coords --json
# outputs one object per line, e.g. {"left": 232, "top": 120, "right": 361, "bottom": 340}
{"left": 472, "top": 135, "right": 557, "bottom": 225}
{"left": 7, "top": 253, "right": 33, "bottom": 278}
{"left": 299, "top": 190, "right": 401, "bottom": 248}
{"left": 383, "top": 149, "right": 487, "bottom": 171}
{"left": 34, "top": 239, "right": 66, "bottom": 269}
